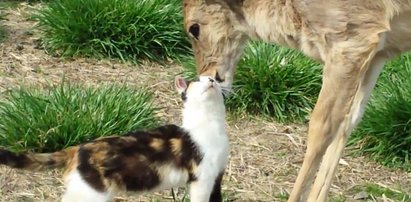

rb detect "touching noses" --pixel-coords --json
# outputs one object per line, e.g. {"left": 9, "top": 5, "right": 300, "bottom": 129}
{"left": 200, "top": 67, "right": 224, "bottom": 83}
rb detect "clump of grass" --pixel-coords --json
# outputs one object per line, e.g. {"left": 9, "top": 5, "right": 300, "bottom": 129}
{"left": 365, "top": 184, "right": 411, "bottom": 201}
{"left": 182, "top": 41, "right": 322, "bottom": 123}
{"left": 35, "top": 0, "right": 190, "bottom": 62}
{"left": 0, "top": 82, "right": 159, "bottom": 153}
{"left": 0, "top": 23, "right": 6, "bottom": 43}
{"left": 350, "top": 53, "right": 411, "bottom": 171}
{"left": 347, "top": 183, "right": 411, "bottom": 201}
{"left": 13, "top": 0, "right": 50, "bottom": 3}
{"left": 0, "top": 0, "right": 20, "bottom": 9}
{"left": 0, "top": 3, "right": 8, "bottom": 42}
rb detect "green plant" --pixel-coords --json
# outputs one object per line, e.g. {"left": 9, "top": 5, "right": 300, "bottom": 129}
{"left": 347, "top": 183, "right": 411, "bottom": 201}
{"left": 0, "top": 82, "right": 159, "bottom": 153}
{"left": 0, "top": 23, "right": 6, "bottom": 43}
{"left": 28, "top": 0, "right": 50, "bottom": 3}
{"left": 35, "top": 0, "right": 190, "bottom": 62}
{"left": 0, "top": 1, "right": 20, "bottom": 9}
{"left": 0, "top": 3, "right": 8, "bottom": 42}
{"left": 182, "top": 41, "right": 322, "bottom": 123}
{"left": 350, "top": 53, "right": 411, "bottom": 171}
{"left": 329, "top": 196, "right": 346, "bottom": 202}
{"left": 365, "top": 184, "right": 411, "bottom": 201}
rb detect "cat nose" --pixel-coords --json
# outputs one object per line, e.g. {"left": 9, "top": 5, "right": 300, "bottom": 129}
{"left": 208, "top": 77, "right": 215, "bottom": 83}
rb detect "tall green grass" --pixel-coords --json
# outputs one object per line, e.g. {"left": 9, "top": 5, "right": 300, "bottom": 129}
{"left": 0, "top": 24, "right": 6, "bottom": 43}
{"left": 347, "top": 183, "right": 411, "bottom": 201}
{"left": 0, "top": 82, "right": 159, "bottom": 153}
{"left": 35, "top": 0, "right": 190, "bottom": 62}
{"left": 350, "top": 53, "right": 411, "bottom": 171}
{"left": 3, "top": 0, "right": 49, "bottom": 3}
{"left": 183, "top": 41, "right": 322, "bottom": 123}
{"left": 0, "top": 3, "right": 7, "bottom": 42}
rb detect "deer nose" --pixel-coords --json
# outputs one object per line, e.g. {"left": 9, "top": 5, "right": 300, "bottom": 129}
{"left": 215, "top": 72, "right": 224, "bottom": 83}
{"left": 199, "top": 66, "right": 225, "bottom": 83}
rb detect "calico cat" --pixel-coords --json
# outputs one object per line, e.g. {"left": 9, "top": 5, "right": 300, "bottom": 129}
{"left": 0, "top": 76, "right": 229, "bottom": 202}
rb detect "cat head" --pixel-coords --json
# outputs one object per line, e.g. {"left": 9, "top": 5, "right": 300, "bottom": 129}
{"left": 175, "top": 76, "right": 224, "bottom": 107}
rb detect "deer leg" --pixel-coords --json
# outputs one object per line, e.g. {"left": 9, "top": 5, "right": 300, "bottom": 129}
{"left": 287, "top": 69, "right": 348, "bottom": 202}
{"left": 307, "top": 53, "right": 387, "bottom": 202}
{"left": 288, "top": 35, "right": 385, "bottom": 202}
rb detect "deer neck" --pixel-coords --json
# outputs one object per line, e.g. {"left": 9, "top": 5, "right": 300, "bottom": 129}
{"left": 240, "top": 0, "right": 302, "bottom": 49}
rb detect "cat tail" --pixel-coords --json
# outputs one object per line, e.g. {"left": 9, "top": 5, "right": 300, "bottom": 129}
{"left": 0, "top": 146, "right": 78, "bottom": 171}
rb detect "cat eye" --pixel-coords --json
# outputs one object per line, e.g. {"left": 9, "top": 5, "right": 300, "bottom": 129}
{"left": 188, "top": 23, "right": 200, "bottom": 40}
{"left": 181, "top": 91, "right": 187, "bottom": 102}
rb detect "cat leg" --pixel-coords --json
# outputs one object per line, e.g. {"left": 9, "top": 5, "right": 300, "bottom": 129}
{"left": 189, "top": 176, "right": 219, "bottom": 202}
{"left": 209, "top": 173, "right": 224, "bottom": 202}
{"left": 62, "top": 171, "right": 113, "bottom": 202}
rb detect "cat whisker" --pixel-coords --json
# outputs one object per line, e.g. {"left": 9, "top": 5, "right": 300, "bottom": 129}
{"left": 221, "top": 87, "right": 233, "bottom": 97}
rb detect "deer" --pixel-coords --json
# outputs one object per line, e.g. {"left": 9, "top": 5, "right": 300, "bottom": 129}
{"left": 182, "top": 0, "right": 411, "bottom": 201}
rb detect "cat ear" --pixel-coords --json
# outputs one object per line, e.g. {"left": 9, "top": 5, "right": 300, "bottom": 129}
{"left": 175, "top": 76, "right": 187, "bottom": 94}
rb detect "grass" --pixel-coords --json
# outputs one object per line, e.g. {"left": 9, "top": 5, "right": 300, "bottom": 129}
{"left": 365, "top": 184, "right": 411, "bottom": 201}
{"left": 350, "top": 53, "right": 411, "bottom": 171}
{"left": 35, "top": 0, "right": 190, "bottom": 62}
{"left": 2, "top": 0, "right": 48, "bottom": 3}
{"left": 0, "top": 2, "right": 8, "bottom": 42}
{"left": 183, "top": 41, "right": 322, "bottom": 123}
{"left": 347, "top": 183, "right": 411, "bottom": 201}
{"left": 0, "top": 23, "right": 6, "bottom": 43}
{"left": 178, "top": 191, "right": 235, "bottom": 202}
{"left": 275, "top": 192, "right": 289, "bottom": 201}
{"left": 0, "top": 81, "right": 159, "bottom": 153}
{"left": 0, "top": 22, "right": 6, "bottom": 42}
{"left": 0, "top": 0, "right": 20, "bottom": 9}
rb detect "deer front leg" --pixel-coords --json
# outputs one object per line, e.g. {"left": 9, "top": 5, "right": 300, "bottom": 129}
{"left": 288, "top": 37, "right": 385, "bottom": 202}
{"left": 287, "top": 67, "right": 353, "bottom": 202}
{"left": 307, "top": 53, "right": 387, "bottom": 201}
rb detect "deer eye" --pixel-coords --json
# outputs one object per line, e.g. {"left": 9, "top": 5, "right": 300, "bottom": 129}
{"left": 188, "top": 23, "right": 200, "bottom": 40}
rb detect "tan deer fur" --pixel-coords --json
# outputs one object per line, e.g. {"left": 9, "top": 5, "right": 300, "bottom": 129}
{"left": 182, "top": 0, "right": 411, "bottom": 201}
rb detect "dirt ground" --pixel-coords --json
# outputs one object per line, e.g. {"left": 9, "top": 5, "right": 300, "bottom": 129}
{"left": 0, "top": 3, "right": 410, "bottom": 202}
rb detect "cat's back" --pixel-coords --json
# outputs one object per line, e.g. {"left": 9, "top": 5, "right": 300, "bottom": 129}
{"left": 73, "top": 124, "right": 203, "bottom": 192}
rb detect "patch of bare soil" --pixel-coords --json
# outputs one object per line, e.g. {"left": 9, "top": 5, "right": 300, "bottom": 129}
{"left": 0, "top": 3, "right": 410, "bottom": 202}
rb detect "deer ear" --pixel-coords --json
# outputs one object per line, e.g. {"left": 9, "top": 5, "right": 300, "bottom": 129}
{"left": 175, "top": 76, "right": 187, "bottom": 94}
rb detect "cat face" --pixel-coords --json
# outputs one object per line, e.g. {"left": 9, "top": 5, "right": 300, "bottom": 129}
{"left": 175, "top": 76, "right": 223, "bottom": 105}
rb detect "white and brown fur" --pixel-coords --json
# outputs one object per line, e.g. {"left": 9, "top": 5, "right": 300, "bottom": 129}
{"left": 0, "top": 76, "right": 229, "bottom": 202}
{"left": 182, "top": 0, "right": 411, "bottom": 201}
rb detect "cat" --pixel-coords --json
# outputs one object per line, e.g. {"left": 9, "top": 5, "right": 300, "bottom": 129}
{"left": 0, "top": 76, "right": 229, "bottom": 202}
